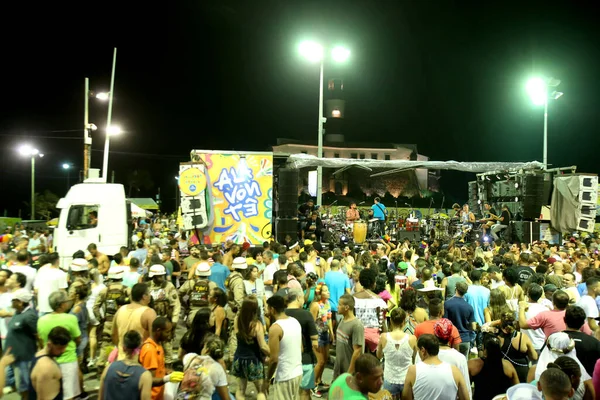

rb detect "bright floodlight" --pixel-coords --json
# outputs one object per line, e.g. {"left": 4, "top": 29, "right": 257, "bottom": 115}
{"left": 107, "top": 125, "right": 122, "bottom": 135}
{"left": 96, "top": 92, "right": 109, "bottom": 101}
{"left": 526, "top": 77, "right": 547, "bottom": 106}
{"left": 299, "top": 41, "right": 323, "bottom": 62}
{"left": 18, "top": 145, "right": 37, "bottom": 156}
{"left": 331, "top": 46, "right": 350, "bottom": 62}
{"left": 62, "top": 163, "right": 70, "bottom": 170}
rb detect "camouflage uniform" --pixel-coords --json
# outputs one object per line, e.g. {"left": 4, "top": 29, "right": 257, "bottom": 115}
{"left": 178, "top": 277, "right": 216, "bottom": 327}
{"left": 93, "top": 280, "right": 129, "bottom": 370}
{"left": 148, "top": 280, "right": 180, "bottom": 363}
{"left": 225, "top": 270, "right": 246, "bottom": 363}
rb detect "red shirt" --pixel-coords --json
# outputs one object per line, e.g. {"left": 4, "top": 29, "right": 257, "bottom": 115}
{"left": 414, "top": 319, "right": 462, "bottom": 347}
{"left": 527, "top": 309, "right": 593, "bottom": 338}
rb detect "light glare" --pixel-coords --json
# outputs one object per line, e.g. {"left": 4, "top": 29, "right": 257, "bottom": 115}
{"left": 299, "top": 41, "right": 323, "bottom": 62}
{"left": 96, "top": 92, "right": 109, "bottom": 101}
{"left": 62, "top": 163, "right": 70, "bottom": 170}
{"left": 526, "top": 77, "right": 547, "bottom": 106}
{"left": 107, "top": 126, "right": 122, "bottom": 136}
{"left": 331, "top": 46, "right": 350, "bottom": 62}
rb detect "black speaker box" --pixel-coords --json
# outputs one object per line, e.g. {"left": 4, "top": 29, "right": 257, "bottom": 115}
{"left": 276, "top": 218, "right": 298, "bottom": 243}
{"left": 278, "top": 169, "right": 299, "bottom": 218}
{"left": 397, "top": 231, "right": 420, "bottom": 242}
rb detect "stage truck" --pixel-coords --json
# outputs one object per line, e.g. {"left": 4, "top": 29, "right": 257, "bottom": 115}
{"left": 53, "top": 151, "right": 274, "bottom": 268}
{"left": 179, "top": 150, "right": 274, "bottom": 245}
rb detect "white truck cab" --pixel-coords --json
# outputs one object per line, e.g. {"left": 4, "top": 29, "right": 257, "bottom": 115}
{"left": 54, "top": 182, "right": 132, "bottom": 270}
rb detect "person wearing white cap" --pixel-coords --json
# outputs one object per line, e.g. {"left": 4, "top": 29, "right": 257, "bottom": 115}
{"left": 226, "top": 257, "right": 248, "bottom": 364}
{"left": 33, "top": 252, "right": 68, "bottom": 316}
{"left": 5, "top": 288, "right": 37, "bottom": 398}
{"left": 148, "top": 264, "right": 180, "bottom": 364}
{"left": 178, "top": 262, "right": 216, "bottom": 327}
{"left": 70, "top": 257, "right": 90, "bottom": 285}
{"left": 92, "top": 264, "right": 130, "bottom": 375}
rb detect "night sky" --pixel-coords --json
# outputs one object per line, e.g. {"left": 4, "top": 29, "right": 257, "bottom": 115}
{"left": 1, "top": 1, "right": 599, "bottom": 217}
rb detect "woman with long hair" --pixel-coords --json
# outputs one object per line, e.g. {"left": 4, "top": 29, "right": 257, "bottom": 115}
{"left": 484, "top": 289, "right": 513, "bottom": 324}
{"left": 468, "top": 335, "right": 519, "bottom": 400}
{"left": 310, "top": 282, "right": 334, "bottom": 389}
{"left": 385, "top": 269, "right": 401, "bottom": 312}
{"left": 179, "top": 307, "right": 212, "bottom": 357}
{"left": 399, "top": 288, "right": 427, "bottom": 334}
{"left": 231, "top": 296, "right": 269, "bottom": 400}
{"left": 208, "top": 287, "right": 228, "bottom": 341}
{"left": 498, "top": 311, "right": 537, "bottom": 383}
{"left": 376, "top": 308, "right": 417, "bottom": 400}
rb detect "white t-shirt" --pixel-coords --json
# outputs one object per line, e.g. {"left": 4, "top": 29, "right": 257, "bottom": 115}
{"left": 263, "top": 261, "right": 280, "bottom": 298}
{"left": 9, "top": 264, "right": 37, "bottom": 292}
{"left": 303, "top": 262, "right": 316, "bottom": 275}
{"left": 577, "top": 295, "right": 599, "bottom": 319}
{"left": 33, "top": 265, "right": 68, "bottom": 313}
{"left": 0, "top": 292, "right": 13, "bottom": 340}
{"left": 406, "top": 264, "right": 417, "bottom": 278}
{"left": 28, "top": 238, "right": 41, "bottom": 255}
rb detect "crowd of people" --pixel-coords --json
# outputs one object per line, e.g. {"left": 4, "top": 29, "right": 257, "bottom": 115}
{"left": 1, "top": 219, "right": 600, "bottom": 400}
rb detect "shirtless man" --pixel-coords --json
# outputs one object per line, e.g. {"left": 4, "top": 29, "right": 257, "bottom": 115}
{"left": 223, "top": 244, "right": 239, "bottom": 270}
{"left": 112, "top": 282, "right": 157, "bottom": 360}
{"left": 30, "top": 326, "right": 71, "bottom": 400}
{"left": 88, "top": 243, "right": 110, "bottom": 275}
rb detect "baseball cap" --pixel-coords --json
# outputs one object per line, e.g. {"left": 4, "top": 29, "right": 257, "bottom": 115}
{"left": 148, "top": 264, "right": 166, "bottom": 278}
{"left": 194, "top": 262, "right": 211, "bottom": 277}
{"left": 12, "top": 288, "right": 33, "bottom": 303}
{"left": 397, "top": 262, "right": 409, "bottom": 271}
{"left": 543, "top": 284, "right": 558, "bottom": 292}
{"left": 433, "top": 318, "right": 454, "bottom": 342}
{"left": 70, "top": 258, "right": 89, "bottom": 272}
{"left": 232, "top": 257, "right": 248, "bottom": 270}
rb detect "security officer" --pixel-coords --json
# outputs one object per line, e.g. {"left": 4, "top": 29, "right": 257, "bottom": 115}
{"left": 225, "top": 256, "right": 247, "bottom": 364}
{"left": 178, "top": 261, "right": 216, "bottom": 327}
{"left": 148, "top": 264, "right": 180, "bottom": 364}
{"left": 93, "top": 265, "right": 129, "bottom": 375}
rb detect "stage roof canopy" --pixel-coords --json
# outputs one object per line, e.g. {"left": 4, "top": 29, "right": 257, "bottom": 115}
{"left": 286, "top": 154, "right": 545, "bottom": 175}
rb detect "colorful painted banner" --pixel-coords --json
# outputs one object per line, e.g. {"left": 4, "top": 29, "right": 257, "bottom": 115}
{"left": 184, "top": 153, "right": 273, "bottom": 245}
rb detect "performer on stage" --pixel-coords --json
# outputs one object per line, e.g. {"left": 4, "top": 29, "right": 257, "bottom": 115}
{"left": 456, "top": 203, "right": 476, "bottom": 242}
{"left": 298, "top": 199, "right": 315, "bottom": 220}
{"left": 302, "top": 211, "right": 323, "bottom": 241}
{"left": 346, "top": 202, "right": 360, "bottom": 224}
{"left": 490, "top": 204, "right": 511, "bottom": 242}
{"left": 480, "top": 201, "right": 498, "bottom": 237}
{"left": 371, "top": 197, "right": 387, "bottom": 234}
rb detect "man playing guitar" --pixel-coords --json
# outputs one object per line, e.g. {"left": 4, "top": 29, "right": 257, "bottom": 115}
{"left": 480, "top": 201, "right": 498, "bottom": 237}
{"left": 346, "top": 202, "right": 360, "bottom": 224}
{"left": 298, "top": 199, "right": 315, "bottom": 220}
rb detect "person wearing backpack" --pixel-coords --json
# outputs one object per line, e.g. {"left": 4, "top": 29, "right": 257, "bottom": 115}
{"left": 226, "top": 257, "right": 247, "bottom": 365}
{"left": 178, "top": 261, "right": 216, "bottom": 328}
{"left": 92, "top": 265, "right": 130, "bottom": 377}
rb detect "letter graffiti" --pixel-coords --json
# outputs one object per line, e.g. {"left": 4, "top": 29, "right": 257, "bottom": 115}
{"left": 214, "top": 167, "right": 263, "bottom": 222}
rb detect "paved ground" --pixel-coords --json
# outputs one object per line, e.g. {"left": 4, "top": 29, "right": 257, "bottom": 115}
{"left": 4, "top": 321, "right": 336, "bottom": 399}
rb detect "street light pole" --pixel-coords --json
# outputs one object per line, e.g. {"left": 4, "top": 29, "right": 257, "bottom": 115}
{"left": 31, "top": 156, "right": 35, "bottom": 219}
{"left": 103, "top": 47, "right": 117, "bottom": 181}
{"left": 543, "top": 96, "right": 548, "bottom": 169}
{"left": 316, "top": 59, "right": 325, "bottom": 207}
{"left": 83, "top": 77, "right": 91, "bottom": 180}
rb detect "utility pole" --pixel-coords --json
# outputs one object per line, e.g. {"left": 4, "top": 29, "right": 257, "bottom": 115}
{"left": 83, "top": 77, "right": 91, "bottom": 180}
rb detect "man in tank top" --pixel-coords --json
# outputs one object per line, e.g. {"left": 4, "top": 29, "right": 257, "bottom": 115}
{"left": 29, "top": 326, "right": 71, "bottom": 400}
{"left": 99, "top": 330, "right": 153, "bottom": 400}
{"left": 265, "top": 295, "right": 303, "bottom": 399}
{"left": 402, "top": 334, "right": 470, "bottom": 400}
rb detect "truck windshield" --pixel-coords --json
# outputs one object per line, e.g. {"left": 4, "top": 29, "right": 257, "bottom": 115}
{"left": 67, "top": 205, "right": 99, "bottom": 230}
